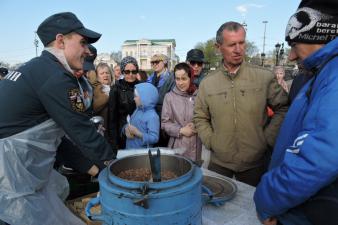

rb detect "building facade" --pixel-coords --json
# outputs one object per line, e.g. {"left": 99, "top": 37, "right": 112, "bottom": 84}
{"left": 94, "top": 53, "right": 118, "bottom": 69}
{"left": 121, "top": 39, "right": 179, "bottom": 71}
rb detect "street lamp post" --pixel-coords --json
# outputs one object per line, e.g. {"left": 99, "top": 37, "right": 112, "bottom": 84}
{"left": 261, "top": 21, "right": 268, "bottom": 67}
{"left": 275, "top": 43, "right": 284, "bottom": 66}
{"left": 279, "top": 43, "right": 284, "bottom": 65}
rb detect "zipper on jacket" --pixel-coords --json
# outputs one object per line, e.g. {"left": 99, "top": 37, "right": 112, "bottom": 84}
{"left": 230, "top": 75, "right": 239, "bottom": 157}
{"left": 227, "top": 69, "right": 240, "bottom": 157}
{"left": 230, "top": 79, "right": 237, "bottom": 128}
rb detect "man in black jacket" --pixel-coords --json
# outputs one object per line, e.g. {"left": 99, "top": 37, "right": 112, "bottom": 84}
{"left": 0, "top": 12, "right": 115, "bottom": 225}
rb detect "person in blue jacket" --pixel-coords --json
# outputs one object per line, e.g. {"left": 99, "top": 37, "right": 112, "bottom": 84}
{"left": 147, "top": 54, "right": 174, "bottom": 147}
{"left": 147, "top": 54, "right": 174, "bottom": 115}
{"left": 254, "top": 1, "right": 338, "bottom": 225}
{"left": 124, "top": 83, "right": 160, "bottom": 149}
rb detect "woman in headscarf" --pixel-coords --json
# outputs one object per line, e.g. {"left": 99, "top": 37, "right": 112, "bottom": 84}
{"left": 108, "top": 56, "right": 139, "bottom": 150}
{"left": 161, "top": 62, "right": 202, "bottom": 161}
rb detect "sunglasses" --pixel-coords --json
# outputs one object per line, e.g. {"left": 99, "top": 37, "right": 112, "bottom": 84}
{"left": 151, "top": 60, "right": 162, "bottom": 65}
{"left": 189, "top": 61, "right": 203, "bottom": 66}
{"left": 124, "top": 70, "right": 138, "bottom": 75}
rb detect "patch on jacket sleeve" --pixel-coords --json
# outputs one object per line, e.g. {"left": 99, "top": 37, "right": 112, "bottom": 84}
{"left": 5, "top": 71, "right": 22, "bottom": 81}
{"left": 286, "top": 133, "right": 308, "bottom": 154}
{"left": 68, "top": 88, "right": 85, "bottom": 112}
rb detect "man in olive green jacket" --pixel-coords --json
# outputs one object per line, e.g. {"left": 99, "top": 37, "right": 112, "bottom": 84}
{"left": 194, "top": 21, "right": 289, "bottom": 186}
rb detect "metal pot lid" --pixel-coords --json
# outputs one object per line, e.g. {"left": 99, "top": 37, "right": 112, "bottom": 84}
{"left": 202, "top": 175, "right": 237, "bottom": 206}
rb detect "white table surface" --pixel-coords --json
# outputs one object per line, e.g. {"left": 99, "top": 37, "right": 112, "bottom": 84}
{"left": 202, "top": 169, "right": 261, "bottom": 225}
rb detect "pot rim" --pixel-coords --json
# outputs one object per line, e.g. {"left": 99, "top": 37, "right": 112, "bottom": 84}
{"left": 107, "top": 153, "right": 194, "bottom": 190}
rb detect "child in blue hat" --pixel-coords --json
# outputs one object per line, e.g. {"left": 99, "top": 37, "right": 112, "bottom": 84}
{"left": 124, "top": 83, "right": 159, "bottom": 149}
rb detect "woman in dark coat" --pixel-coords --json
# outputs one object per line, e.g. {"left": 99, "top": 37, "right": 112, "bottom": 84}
{"left": 108, "top": 56, "right": 139, "bottom": 150}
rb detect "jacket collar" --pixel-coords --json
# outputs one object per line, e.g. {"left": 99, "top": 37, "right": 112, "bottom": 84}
{"left": 172, "top": 86, "right": 197, "bottom": 97}
{"left": 303, "top": 37, "right": 338, "bottom": 72}
{"left": 220, "top": 60, "right": 246, "bottom": 79}
{"left": 43, "top": 48, "right": 74, "bottom": 74}
{"left": 41, "top": 50, "right": 75, "bottom": 79}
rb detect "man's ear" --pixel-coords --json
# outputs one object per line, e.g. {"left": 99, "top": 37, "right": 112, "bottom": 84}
{"left": 214, "top": 42, "right": 221, "bottom": 55}
{"left": 55, "top": 34, "right": 65, "bottom": 49}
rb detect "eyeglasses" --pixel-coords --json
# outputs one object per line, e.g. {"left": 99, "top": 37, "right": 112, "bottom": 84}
{"left": 124, "top": 70, "right": 138, "bottom": 75}
{"left": 189, "top": 61, "right": 203, "bottom": 67}
{"left": 151, "top": 60, "right": 162, "bottom": 65}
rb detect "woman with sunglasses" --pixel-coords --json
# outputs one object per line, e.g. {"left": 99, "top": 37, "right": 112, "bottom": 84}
{"left": 161, "top": 62, "right": 202, "bottom": 161}
{"left": 108, "top": 56, "right": 139, "bottom": 150}
{"left": 147, "top": 54, "right": 175, "bottom": 147}
{"left": 186, "top": 49, "right": 207, "bottom": 88}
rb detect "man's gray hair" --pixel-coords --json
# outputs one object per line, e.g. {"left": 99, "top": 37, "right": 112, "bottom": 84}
{"left": 216, "top": 21, "right": 245, "bottom": 44}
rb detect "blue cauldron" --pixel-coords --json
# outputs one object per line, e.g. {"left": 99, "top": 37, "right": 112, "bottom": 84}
{"left": 86, "top": 153, "right": 203, "bottom": 225}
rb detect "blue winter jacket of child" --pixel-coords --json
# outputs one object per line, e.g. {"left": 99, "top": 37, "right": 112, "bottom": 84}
{"left": 125, "top": 83, "right": 159, "bottom": 149}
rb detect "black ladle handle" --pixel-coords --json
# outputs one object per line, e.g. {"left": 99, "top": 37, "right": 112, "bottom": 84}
{"left": 148, "top": 149, "right": 161, "bottom": 182}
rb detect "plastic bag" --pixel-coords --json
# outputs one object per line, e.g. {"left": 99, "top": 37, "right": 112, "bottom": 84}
{"left": 0, "top": 119, "right": 84, "bottom": 225}
{"left": 201, "top": 145, "right": 211, "bottom": 169}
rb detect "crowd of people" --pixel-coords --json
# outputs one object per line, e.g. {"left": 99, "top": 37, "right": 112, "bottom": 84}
{"left": 0, "top": 0, "right": 338, "bottom": 224}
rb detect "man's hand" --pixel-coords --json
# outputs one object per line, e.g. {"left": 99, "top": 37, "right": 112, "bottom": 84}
{"left": 262, "top": 217, "right": 277, "bottom": 225}
{"left": 256, "top": 211, "right": 277, "bottom": 225}
{"left": 97, "top": 124, "right": 105, "bottom": 136}
{"left": 87, "top": 165, "right": 99, "bottom": 177}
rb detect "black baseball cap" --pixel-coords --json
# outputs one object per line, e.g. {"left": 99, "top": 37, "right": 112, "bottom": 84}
{"left": 186, "top": 49, "right": 205, "bottom": 63}
{"left": 37, "top": 12, "right": 101, "bottom": 46}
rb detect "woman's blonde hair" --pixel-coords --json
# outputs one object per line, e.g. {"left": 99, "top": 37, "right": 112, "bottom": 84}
{"left": 95, "top": 62, "right": 114, "bottom": 85}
